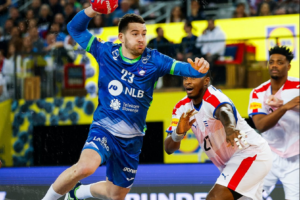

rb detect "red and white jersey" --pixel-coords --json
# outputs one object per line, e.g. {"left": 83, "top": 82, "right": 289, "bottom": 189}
{"left": 167, "top": 86, "right": 266, "bottom": 171}
{"left": 248, "top": 76, "right": 300, "bottom": 158}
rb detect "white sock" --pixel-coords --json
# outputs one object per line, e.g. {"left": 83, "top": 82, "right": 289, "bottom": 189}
{"left": 76, "top": 184, "right": 93, "bottom": 199}
{"left": 42, "top": 184, "right": 63, "bottom": 200}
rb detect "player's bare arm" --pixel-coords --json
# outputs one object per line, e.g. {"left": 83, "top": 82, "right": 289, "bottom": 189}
{"left": 164, "top": 109, "right": 197, "bottom": 154}
{"left": 215, "top": 104, "right": 243, "bottom": 148}
{"left": 252, "top": 96, "right": 300, "bottom": 132}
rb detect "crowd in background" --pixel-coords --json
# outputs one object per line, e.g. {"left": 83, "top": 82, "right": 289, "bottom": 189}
{"left": 0, "top": 0, "right": 299, "bottom": 101}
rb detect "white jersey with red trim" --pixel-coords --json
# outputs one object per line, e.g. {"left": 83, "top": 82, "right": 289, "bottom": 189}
{"left": 248, "top": 76, "right": 300, "bottom": 158}
{"left": 167, "top": 85, "right": 266, "bottom": 171}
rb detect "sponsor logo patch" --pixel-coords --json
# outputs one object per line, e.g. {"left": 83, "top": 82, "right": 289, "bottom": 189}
{"left": 171, "top": 118, "right": 179, "bottom": 126}
{"left": 250, "top": 102, "right": 262, "bottom": 109}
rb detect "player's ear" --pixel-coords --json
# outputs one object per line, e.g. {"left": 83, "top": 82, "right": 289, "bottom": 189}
{"left": 204, "top": 77, "right": 210, "bottom": 86}
{"left": 118, "top": 32, "right": 124, "bottom": 43}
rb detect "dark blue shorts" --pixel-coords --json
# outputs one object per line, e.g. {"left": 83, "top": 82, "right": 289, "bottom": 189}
{"left": 82, "top": 126, "right": 143, "bottom": 188}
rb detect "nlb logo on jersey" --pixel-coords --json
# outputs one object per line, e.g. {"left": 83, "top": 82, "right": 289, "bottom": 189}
{"left": 250, "top": 102, "right": 262, "bottom": 110}
{"left": 108, "top": 80, "right": 123, "bottom": 96}
{"left": 110, "top": 99, "right": 121, "bottom": 110}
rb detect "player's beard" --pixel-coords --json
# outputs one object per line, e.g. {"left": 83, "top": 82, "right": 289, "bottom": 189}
{"left": 271, "top": 75, "right": 279, "bottom": 80}
{"left": 124, "top": 37, "right": 145, "bottom": 56}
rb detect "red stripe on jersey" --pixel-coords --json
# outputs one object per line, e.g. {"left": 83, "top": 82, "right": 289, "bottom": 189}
{"left": 282, "top": 80, "right": 300, "bottom": 90}
{"left": 252, "top": 92, "right": 258, "bottom": 99}
{"left": 172, "top": 97, "right": 192, "bottom": 115}
{"left": 203, "top": 89, "right": 220, "bottom": 108}
{"left": 254, "top": 82, "right": 271, "bottom": 94}
{"left": 228, "top": 154, "right": 257, "bottom": 191}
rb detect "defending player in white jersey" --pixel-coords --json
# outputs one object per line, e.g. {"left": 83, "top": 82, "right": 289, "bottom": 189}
{"left": 248, "top": 46, "right": 299, "bottom": 200}
{"left": 165, "top": 72, "right": 273, "bottom": 200}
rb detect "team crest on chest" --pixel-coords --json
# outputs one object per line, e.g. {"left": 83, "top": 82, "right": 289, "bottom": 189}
{"left": 142, "top": 55, "right": 151, "bottom": 64}
{"left": 137, "top": 66, "right": 147, "bottom": 76}
{"left": 112, "top": 49, "right": 119, "bottom": 60}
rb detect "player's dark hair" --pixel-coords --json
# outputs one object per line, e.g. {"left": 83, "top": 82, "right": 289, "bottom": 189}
{"left": 118, "top": 14, "right": 145, "bottom": 33}
{"left": 269, "top": 46, "right": 294, "bottom": 63}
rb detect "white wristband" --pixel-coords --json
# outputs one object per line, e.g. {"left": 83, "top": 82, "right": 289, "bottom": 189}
{"left": 171, "top": 129, "right": 186, "bottom": 142}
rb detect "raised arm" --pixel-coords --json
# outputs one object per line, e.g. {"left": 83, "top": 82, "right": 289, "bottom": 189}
{"left": 67, "top": 7, "right": 98, "bottom": 50}
{"left": 165, "top": 109, "right": 197, "bottom": 154}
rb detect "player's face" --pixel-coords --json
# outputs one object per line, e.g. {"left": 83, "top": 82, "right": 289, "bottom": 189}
{"left": 183, "top": 76, "right": 209, "bottom": 99}
{"left": 268, "top": 54, "right": 291, "bottom": 80}
{"left": 121, "top": 23, "right": 147, "bottom": 56}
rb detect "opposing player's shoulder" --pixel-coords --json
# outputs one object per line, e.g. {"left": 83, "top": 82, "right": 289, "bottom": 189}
{"left": 283, "top": 77, "right": 300, "bottom": 90}
{"left": 202, "top": 86, "right": 224, "bottom": 108}
{"left": 172, "top": 96, "right": 192, "bottom": 115}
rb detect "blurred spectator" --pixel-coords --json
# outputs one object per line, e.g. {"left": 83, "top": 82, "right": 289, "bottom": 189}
{"left": 186, "top": 0, "right": 206, "bottom": 22}
{"left": 22, "top": 36, "right": 34, "bottom": 54}
{"left": 113, "top": 0, "right": 134, "bottom": 26}
{"left": 68, "top": 0, "right": 82, "bottom": 12}
{"left": 30, "top": 0, "right": 41, "bottom": 18}
{"left": 196, "top": 19, "right": 225, "bottom": 84}
{"left": 82, "top": 2, "right": 90, "bottom": 9}
{"left": 2, "top": 18, "right": 13, "bottom": 41}
{"left": 258, "top": 2, "right": 272, "bottom": 16}
{"left": 64, "top": 3, "right": 76, "bottom": 24}
{"left": 0, "top": 72, "right": 9, "bottom": 101}
{"left": 177, "top": 21, "right": 198, "bottom": 61}
{"left": 0, "top": 50, "right": 10, "bottom": 101}
{"left": 38, "top": 4, "right": 53, "bottom": 29}
{"left": 44, "top": 32, "right": 64, "bottom": 52}
{"left": 18, "top": 21, "right": 28, "bottom": 37}
{"left": 54, "top": 13, "right": 67, "bottom": 33}
{"left": 257, "top": 0, "right": 276, "bottom": 15}
{"left": 128, "top": 0, "right": 140, "bottom": 12}
{"left": 0, "top": 0, "right": 11, "bottom": 27}
{"left": 232, "top": 3, "right": 248, "bottom": 18}
{"left": 1, "top": 43, "right": 19, "bottom": 97}
{"left": 60, "top": 0, "right": 66, "bottom": 7}
{"left": 274, "top": 0, "right": 299, "bottom": 15}
{"left": 28, "top": 18, "right": 38, "bottom": 29}
{"left": 9, "top": 7, "right": 21, "bottom": 25}
{"left": 49, "top": 0, "right": 64, "bottom": 17}
{"left": 25, "top": 9, "right": 35, "bottom": 21}
{"left": 196, "top": 19, "right": 225, "bottom": 62}
{"left": 29, "top": 26, "right": 45, "bottom": 52}
{"left": 148, "top": 27, "right": 175, "bottom": 57}
{"left": 89, "top": 14, "right": 104, "bottom": 35}
{"left": 167, "top": 6, "right": 185, "bottom": 23}
{"left": 49, "top": 23, "right": 67, "bottom": 42}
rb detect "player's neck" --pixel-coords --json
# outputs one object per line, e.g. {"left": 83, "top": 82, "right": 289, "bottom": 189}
{"left": 270, "top": 76, "right": 287, "bottom": 94}
{"left": 121, "top": 45, "right": 141, "bottom": 60}
{"left": 192, "top": 88, "right": 207, "bottom": 105}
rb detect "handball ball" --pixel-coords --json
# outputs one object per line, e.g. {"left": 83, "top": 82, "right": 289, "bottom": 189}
{"left": 90, "top": 0, "right": 118, "bottom": 14}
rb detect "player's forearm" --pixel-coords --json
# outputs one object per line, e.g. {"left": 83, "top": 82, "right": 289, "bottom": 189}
{"left": 253, "top": 106, "right": 288, "bottom": 132}
{"left": 172, "top": 62, "right": 207, "bottom": 78}
{"left": 67, "top": 9, "right": 94, "bottom": 50}
{"left": 164, "top": 135, "right": 181, "bottom": 155}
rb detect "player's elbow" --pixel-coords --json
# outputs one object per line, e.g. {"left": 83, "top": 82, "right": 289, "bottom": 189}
{"left": 253, "top": 123, "right": 268, "bottom": 133}
{"left": 164, "top": 147, "right": 174, "bottom": 155}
